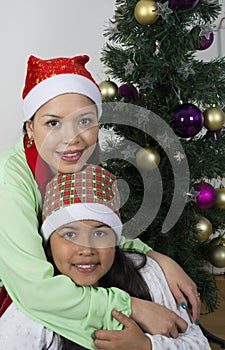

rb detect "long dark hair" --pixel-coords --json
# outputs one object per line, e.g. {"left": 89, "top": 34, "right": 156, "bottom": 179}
{"left": 53, "top": 247, "right": 150, "bottom": 350}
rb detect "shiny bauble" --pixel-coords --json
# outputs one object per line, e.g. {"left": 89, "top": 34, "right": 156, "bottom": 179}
{"left": 195, "top": 217, "right": 213, "bottom": 241}
{"left": 119, "top": 84, "right": 138, "bottom": 101}
{"left": 136, "top": 146, "right": 160, "bottom": 171}
{"left": 214, "top": 186, "right": 225, "bottom": 209}
{"left": 193, "top": 181, "right": 216, "bottom": 210}
{"left": 208, "top": 244, "right": 225, "bottom": 268}
{"left": 171, "top": 103, "right": 204, "bottom": 138}
{"left": 99, "top": 78, "right": 118, "bottom": 101}
{"left": 190, "top": 26, "right": 214, "bottom": 51}
{"left": 134, "top": 0, "right": 158, "bottom": 25}
{"left": 203, "top": 104, "right": 225, "bottom": 131}
{"left": 208, "top": 236, "right": 225, "bottom": 249}
{"left": 168, "top": 0, "right": 199, "bottom": 9}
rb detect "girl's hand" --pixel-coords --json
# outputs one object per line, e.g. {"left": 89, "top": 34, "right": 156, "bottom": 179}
{"left": 147, "top": 250, "right": 200, "bottom": 322}
{"left": 94, "top": 310, "right": 151, "bottom": 350}
{"left": 130, "top": 297, "right": 187, "bottom": 337}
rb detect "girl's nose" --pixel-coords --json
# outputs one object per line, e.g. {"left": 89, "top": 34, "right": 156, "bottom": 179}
{"left": 76, "top": 235, "right": 95, "bottom": 256}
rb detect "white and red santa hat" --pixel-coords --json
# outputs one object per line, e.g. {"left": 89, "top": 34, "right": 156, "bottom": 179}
{"left": 22, "top": 54, "right": 102, "bottom": 121}
{"left": 41, "top": 165, "right": 123, "bottom": 244}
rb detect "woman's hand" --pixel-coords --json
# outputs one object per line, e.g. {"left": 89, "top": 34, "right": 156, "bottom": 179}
{"left": 94, "top": 310, "right": 151, "bottom": 350}
{"left": 130, "top": 297, "right": 187, "bottom": 337}
{"left": 147, "top": 250, "right": 200, "bottom": 322}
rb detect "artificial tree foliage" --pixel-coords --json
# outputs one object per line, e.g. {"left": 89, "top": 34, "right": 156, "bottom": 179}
{"left": 100, "top": 0, "right": 225, "bottom": 312}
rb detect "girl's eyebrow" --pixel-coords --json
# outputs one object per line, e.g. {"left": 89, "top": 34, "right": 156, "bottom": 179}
{"left": 57, "top": 223, "right": 110, "bottom": 231}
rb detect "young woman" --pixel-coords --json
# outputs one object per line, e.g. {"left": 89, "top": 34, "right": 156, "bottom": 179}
{"left": 0, "top": 165, "right": 210, "bottom": 350}
{"left": 0, "top": 55, "right": 200, "bottom": 349}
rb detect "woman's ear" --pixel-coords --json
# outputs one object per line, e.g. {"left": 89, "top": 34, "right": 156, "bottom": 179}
{"left": 25, "top": 120, "right": 34, "bottom": 139}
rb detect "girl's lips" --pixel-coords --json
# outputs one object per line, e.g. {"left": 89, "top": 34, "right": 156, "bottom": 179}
{"left": 73, "top": 263, "right": 98, "bottom": 273}
{"left": 57, "top": 150, "right": 84, "bottom": 162}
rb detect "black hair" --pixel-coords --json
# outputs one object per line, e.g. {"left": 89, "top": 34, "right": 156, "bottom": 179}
{"left": 45, "top": 247, "right": 150, "bottom": 350}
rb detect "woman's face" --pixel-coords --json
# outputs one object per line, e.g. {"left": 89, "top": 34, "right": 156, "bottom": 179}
{"left": 49, "top": 220, "right": 116, "bottom": 287}
{"left": 26, "top": 93, "right": 99, "bottom": 174}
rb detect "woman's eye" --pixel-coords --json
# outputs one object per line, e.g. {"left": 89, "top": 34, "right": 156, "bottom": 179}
{"left": 47, "top": 120, "right": 60, "bottom": 127}
{"left": 78, "top": 118, "right": 92, "bottom": 126}
{"left": 78, "top": 115, "right": 97, "bottom": 127}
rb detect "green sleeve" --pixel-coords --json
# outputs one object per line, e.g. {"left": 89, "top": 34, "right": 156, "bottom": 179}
{"left": 0, "top": 152, "right": 131, "bottom": 350}
{"left": 119, "top": 236, "right": 152, "bottom": 254}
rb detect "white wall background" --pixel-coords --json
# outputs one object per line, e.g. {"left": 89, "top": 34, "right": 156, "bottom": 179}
{"left": 0, "top": 0, "right": 115, "bottom": 150}
{"left": 0, "top": 1, "right": 225, "bottom": 151}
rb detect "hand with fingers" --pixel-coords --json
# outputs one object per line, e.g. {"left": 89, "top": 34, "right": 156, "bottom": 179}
{"left": 94, "top": 310, "right": 152, "bottom": 350}
{"left": 130, "top": 297, "right": 187, "bottom": 338}
{"left": 147, "top": 250, "right": 201, "bottom": 323}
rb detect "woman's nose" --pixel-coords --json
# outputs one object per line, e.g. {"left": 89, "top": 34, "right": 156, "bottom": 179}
{"left": 62, "top": 123, "right": 80, "bottom": 145}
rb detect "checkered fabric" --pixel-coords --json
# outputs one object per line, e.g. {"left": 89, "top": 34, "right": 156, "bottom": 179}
{"left": 41, "top": 165, "right": 123, "bottom": 242}
{"left": 43, "top": 165, "right": 120, "bottom": 220}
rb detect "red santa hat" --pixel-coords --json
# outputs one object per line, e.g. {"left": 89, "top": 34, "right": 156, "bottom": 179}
{"left": 41, "top": 165, "right": 123, "bottom": 244}
{"left": 22, "top": 55, "right": 102, "bottom": 121}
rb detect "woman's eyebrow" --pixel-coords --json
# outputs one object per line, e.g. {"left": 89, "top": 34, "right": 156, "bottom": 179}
{"left": 41, "top": 113, "right": 63, "bottom": 118}
{"left": 41, "top": 111, "right": 96, "bottom": 119}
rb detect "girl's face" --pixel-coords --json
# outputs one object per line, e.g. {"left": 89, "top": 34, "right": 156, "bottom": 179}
{"left": 49, "top": 220, "right": 116, "bottom": 287}
{"left": 26, "top": 93, "right": 99, "bottom": 174}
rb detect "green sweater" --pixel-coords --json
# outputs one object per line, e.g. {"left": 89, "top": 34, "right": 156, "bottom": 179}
{"left": 0, "top": 137, "right": 150, "bottom": 349}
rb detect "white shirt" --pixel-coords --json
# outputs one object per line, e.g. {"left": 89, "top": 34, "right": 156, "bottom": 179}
{"left": 0, "top": 256, "right": 211, "bottom": 350}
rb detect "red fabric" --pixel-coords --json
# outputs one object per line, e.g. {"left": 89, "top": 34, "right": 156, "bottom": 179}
{"left": 22, "top": 55, "right": 98, "bottom": 99}
{"left": 0, "top": 287, "right": 12, "bottom": 316}
{"left": 24, "top": 135, "right": 53, "bottom": 197}
{"left": 0, "top": 136, "right": 52, "bottom": 316}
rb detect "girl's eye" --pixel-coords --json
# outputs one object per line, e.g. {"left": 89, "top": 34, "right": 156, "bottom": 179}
{"left": 63, "top": 231, "right": 76, "bottom": 240}
{"left": 93, "top": 230, "right": 106, "bottom": 238}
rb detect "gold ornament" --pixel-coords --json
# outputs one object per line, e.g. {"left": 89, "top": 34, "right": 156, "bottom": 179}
{"left": 214, "top": 186, "right": 225, "bottom": 209}
{"left": 203, "top": 104, "right": 225, "bottom": 131}
{"left": 208, "top": 236, "right": 225, "bottom": 249}
{"left": 136, "top": 146, "right": 160, "bottom": 171}
{"left": 99, "top": 77, "right": 118, "bottom": 101}
{"left": 134, "top": 0, "right": 158, "bottom": 25}
{"left": 208, "top": 242, "right": 225, "bottom": 268}
{"left": 195, "top": 216, "right": 212, "bottom": 241}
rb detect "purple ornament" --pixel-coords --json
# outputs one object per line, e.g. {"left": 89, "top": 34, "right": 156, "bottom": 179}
{"left": 190, "top": 26, "right": 214, "bottom": 51}
{"left": 118, "top": 84, "right": 138, "bottom": 101}
{"left": 169, "top": 0, "right": 199, "bottom": 9}
{"left": 194, "top": 182, "right": 216, "bottom": 210}
{"left": 171, "top": 103, "right": 204, "bottom": 138}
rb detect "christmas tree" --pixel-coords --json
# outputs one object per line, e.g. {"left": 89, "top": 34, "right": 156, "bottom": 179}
{"left": 99, "top": 0, "right": 225, "bottom": 312}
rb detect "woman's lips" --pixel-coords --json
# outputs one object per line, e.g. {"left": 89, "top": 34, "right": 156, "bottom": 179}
{"left": 58, "top": 150, "right": 84, "bottom": 162}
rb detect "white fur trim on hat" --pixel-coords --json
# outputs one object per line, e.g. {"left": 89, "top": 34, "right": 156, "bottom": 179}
{"left": 23, "top": 74, "right": 102, "bottom": 121}
{"left": 41, "top": 203, "right": 122, "bottom": 243}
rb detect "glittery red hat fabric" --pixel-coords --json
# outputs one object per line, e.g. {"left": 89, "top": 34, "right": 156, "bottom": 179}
{"left": 22, "top": 55, "right": 98, "bottom": 99}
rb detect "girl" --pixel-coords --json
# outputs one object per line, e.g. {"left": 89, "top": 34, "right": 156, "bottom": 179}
{"left": 0, "top": 55, "right": 199, "bottom": 349}
{"left": 1, "top": 165, "right": 210, "bottom": 350}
